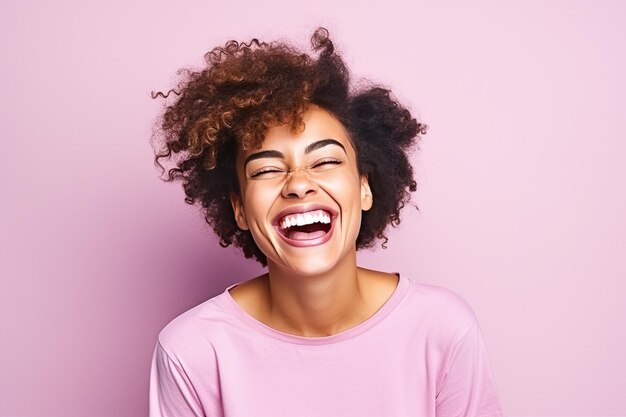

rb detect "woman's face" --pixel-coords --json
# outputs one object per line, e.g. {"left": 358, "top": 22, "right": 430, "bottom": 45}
{"left": 231, "top": 106, "right": 372, "bottom": 276}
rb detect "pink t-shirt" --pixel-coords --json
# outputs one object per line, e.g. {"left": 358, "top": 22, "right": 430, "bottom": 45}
{"left": 149, "top": 275, "right": 503, "bottom": 416}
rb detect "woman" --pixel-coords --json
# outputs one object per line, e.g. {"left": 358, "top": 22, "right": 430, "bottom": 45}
{"left": 149, "top": 28, "right": 503, "bottom": 416}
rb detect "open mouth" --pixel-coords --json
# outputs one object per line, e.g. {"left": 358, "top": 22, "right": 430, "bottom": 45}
{"left": 276, "top": 209, "right": 334, "bottom": 242}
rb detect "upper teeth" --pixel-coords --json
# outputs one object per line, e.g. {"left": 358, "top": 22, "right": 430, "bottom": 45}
{"left": 279, "top": 210, "right": 331, "bottom": 230}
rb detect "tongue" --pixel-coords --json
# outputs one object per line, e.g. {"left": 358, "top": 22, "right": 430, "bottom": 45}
{"left": 289, "top": 230, "right": 327, "bottom": 240}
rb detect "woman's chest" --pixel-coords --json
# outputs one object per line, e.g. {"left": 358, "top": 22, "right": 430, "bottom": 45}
{"left": 209, "top": 336, "right": 443, "bottom": 417}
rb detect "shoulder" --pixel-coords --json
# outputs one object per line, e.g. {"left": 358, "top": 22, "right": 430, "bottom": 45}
{"left": 402, "top": 278, "right": 479, "bottom": 339}
{"left": 406, "top": 280, "right": 476, "bottom": 318}
{"left": 156, "top": 290, "right": 234, "bottom": 359}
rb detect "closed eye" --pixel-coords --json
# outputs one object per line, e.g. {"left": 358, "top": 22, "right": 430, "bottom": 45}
{"left": 311, "top": 158, "right": 343, "bottom": 169}
{"left": 250, "top": 167, "right": 286, "bottom": 178}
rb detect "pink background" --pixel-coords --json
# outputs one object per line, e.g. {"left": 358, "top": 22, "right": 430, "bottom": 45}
{"left": 1, "top": 1, "right": 625, "bottom": 416}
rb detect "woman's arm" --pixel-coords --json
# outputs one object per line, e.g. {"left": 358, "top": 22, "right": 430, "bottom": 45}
{"left": 435, "top": 321, "right": 503, "bottom": 417}
{"left": 149, "top": 342, "right": 206, "bottom": 417}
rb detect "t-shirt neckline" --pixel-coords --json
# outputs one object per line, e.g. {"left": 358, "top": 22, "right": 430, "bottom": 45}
{"left": 219, "top": 273, "right": 410, "bottom": 345}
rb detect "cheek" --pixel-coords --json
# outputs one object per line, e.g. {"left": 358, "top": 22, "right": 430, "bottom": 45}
{"left": 242, "top": 183, "right": 278, "bottom": 223}
{"left": 320, "top": 175, "right": 362, "bottom": 204}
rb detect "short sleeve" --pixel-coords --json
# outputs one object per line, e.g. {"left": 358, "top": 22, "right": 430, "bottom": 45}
{"left": 149, "top": 341, "right": 205, "bottom": 417}
{"left": 435, "top": 321, "right": 503, "bottom": 417}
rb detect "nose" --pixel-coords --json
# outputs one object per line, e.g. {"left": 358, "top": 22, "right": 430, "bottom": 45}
{"left": 281, "top": 169, "right": 318, "bottom": 199}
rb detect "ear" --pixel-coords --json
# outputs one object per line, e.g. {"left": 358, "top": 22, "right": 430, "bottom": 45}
{"left": 360, "top": 175, "right": 373, "bottom": 211}
{"left": 230, "top": 193, "right": 250, "bottom": 230}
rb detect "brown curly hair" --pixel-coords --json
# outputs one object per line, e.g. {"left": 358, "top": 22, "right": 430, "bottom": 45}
{"left": 152, "top": 27, "right": 427, "bottom": 266}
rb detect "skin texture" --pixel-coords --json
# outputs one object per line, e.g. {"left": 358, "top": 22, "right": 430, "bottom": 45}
{"left": 229, "top": 106, "right": 399, "bottom": 337}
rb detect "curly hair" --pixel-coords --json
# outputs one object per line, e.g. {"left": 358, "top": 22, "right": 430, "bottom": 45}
{"left": 152, "top": 27, "right": 427, "bottom": 266}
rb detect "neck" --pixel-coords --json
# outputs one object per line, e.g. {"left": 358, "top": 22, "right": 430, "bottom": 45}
{"left": 264, "top": 252, "right": 370, "bottom": 337}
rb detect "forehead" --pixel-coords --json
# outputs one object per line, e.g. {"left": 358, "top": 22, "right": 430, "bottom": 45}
{"left": 237, "top": 107, "right": 354, "bottom": 160}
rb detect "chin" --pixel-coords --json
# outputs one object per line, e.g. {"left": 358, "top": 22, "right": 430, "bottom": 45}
{"left": 257, "top": 229, "right": 360, "bottom": 278}
{"left": 267, "top": 254, "right": 342, "bottom": 278}
{"left": 267, "top": 242, "right": 356, "bottom": 277}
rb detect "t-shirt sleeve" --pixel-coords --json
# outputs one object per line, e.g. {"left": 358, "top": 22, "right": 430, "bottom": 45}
{"left": 149, "top": 341, "right": 205, "bottom": 417}
{"left": 435, "top": 320, "right": 503, "bottom": 417}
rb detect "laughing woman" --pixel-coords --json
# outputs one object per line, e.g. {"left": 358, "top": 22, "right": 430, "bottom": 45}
{"left": 149, "top": 28, "right": 503, "bottom": 417}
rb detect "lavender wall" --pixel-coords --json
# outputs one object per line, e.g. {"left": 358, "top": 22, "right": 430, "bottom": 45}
{"left": 1, "top": 1, "right": 625, "bottom": 416}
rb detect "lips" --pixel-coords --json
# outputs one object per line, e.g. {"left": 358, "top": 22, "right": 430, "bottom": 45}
{"left": 273, "top": 204, "right": 337, "bottom": 247}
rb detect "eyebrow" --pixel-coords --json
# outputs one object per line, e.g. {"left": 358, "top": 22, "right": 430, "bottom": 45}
{"left": 243, "top": 139, "right": 347, "bottom": 170}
